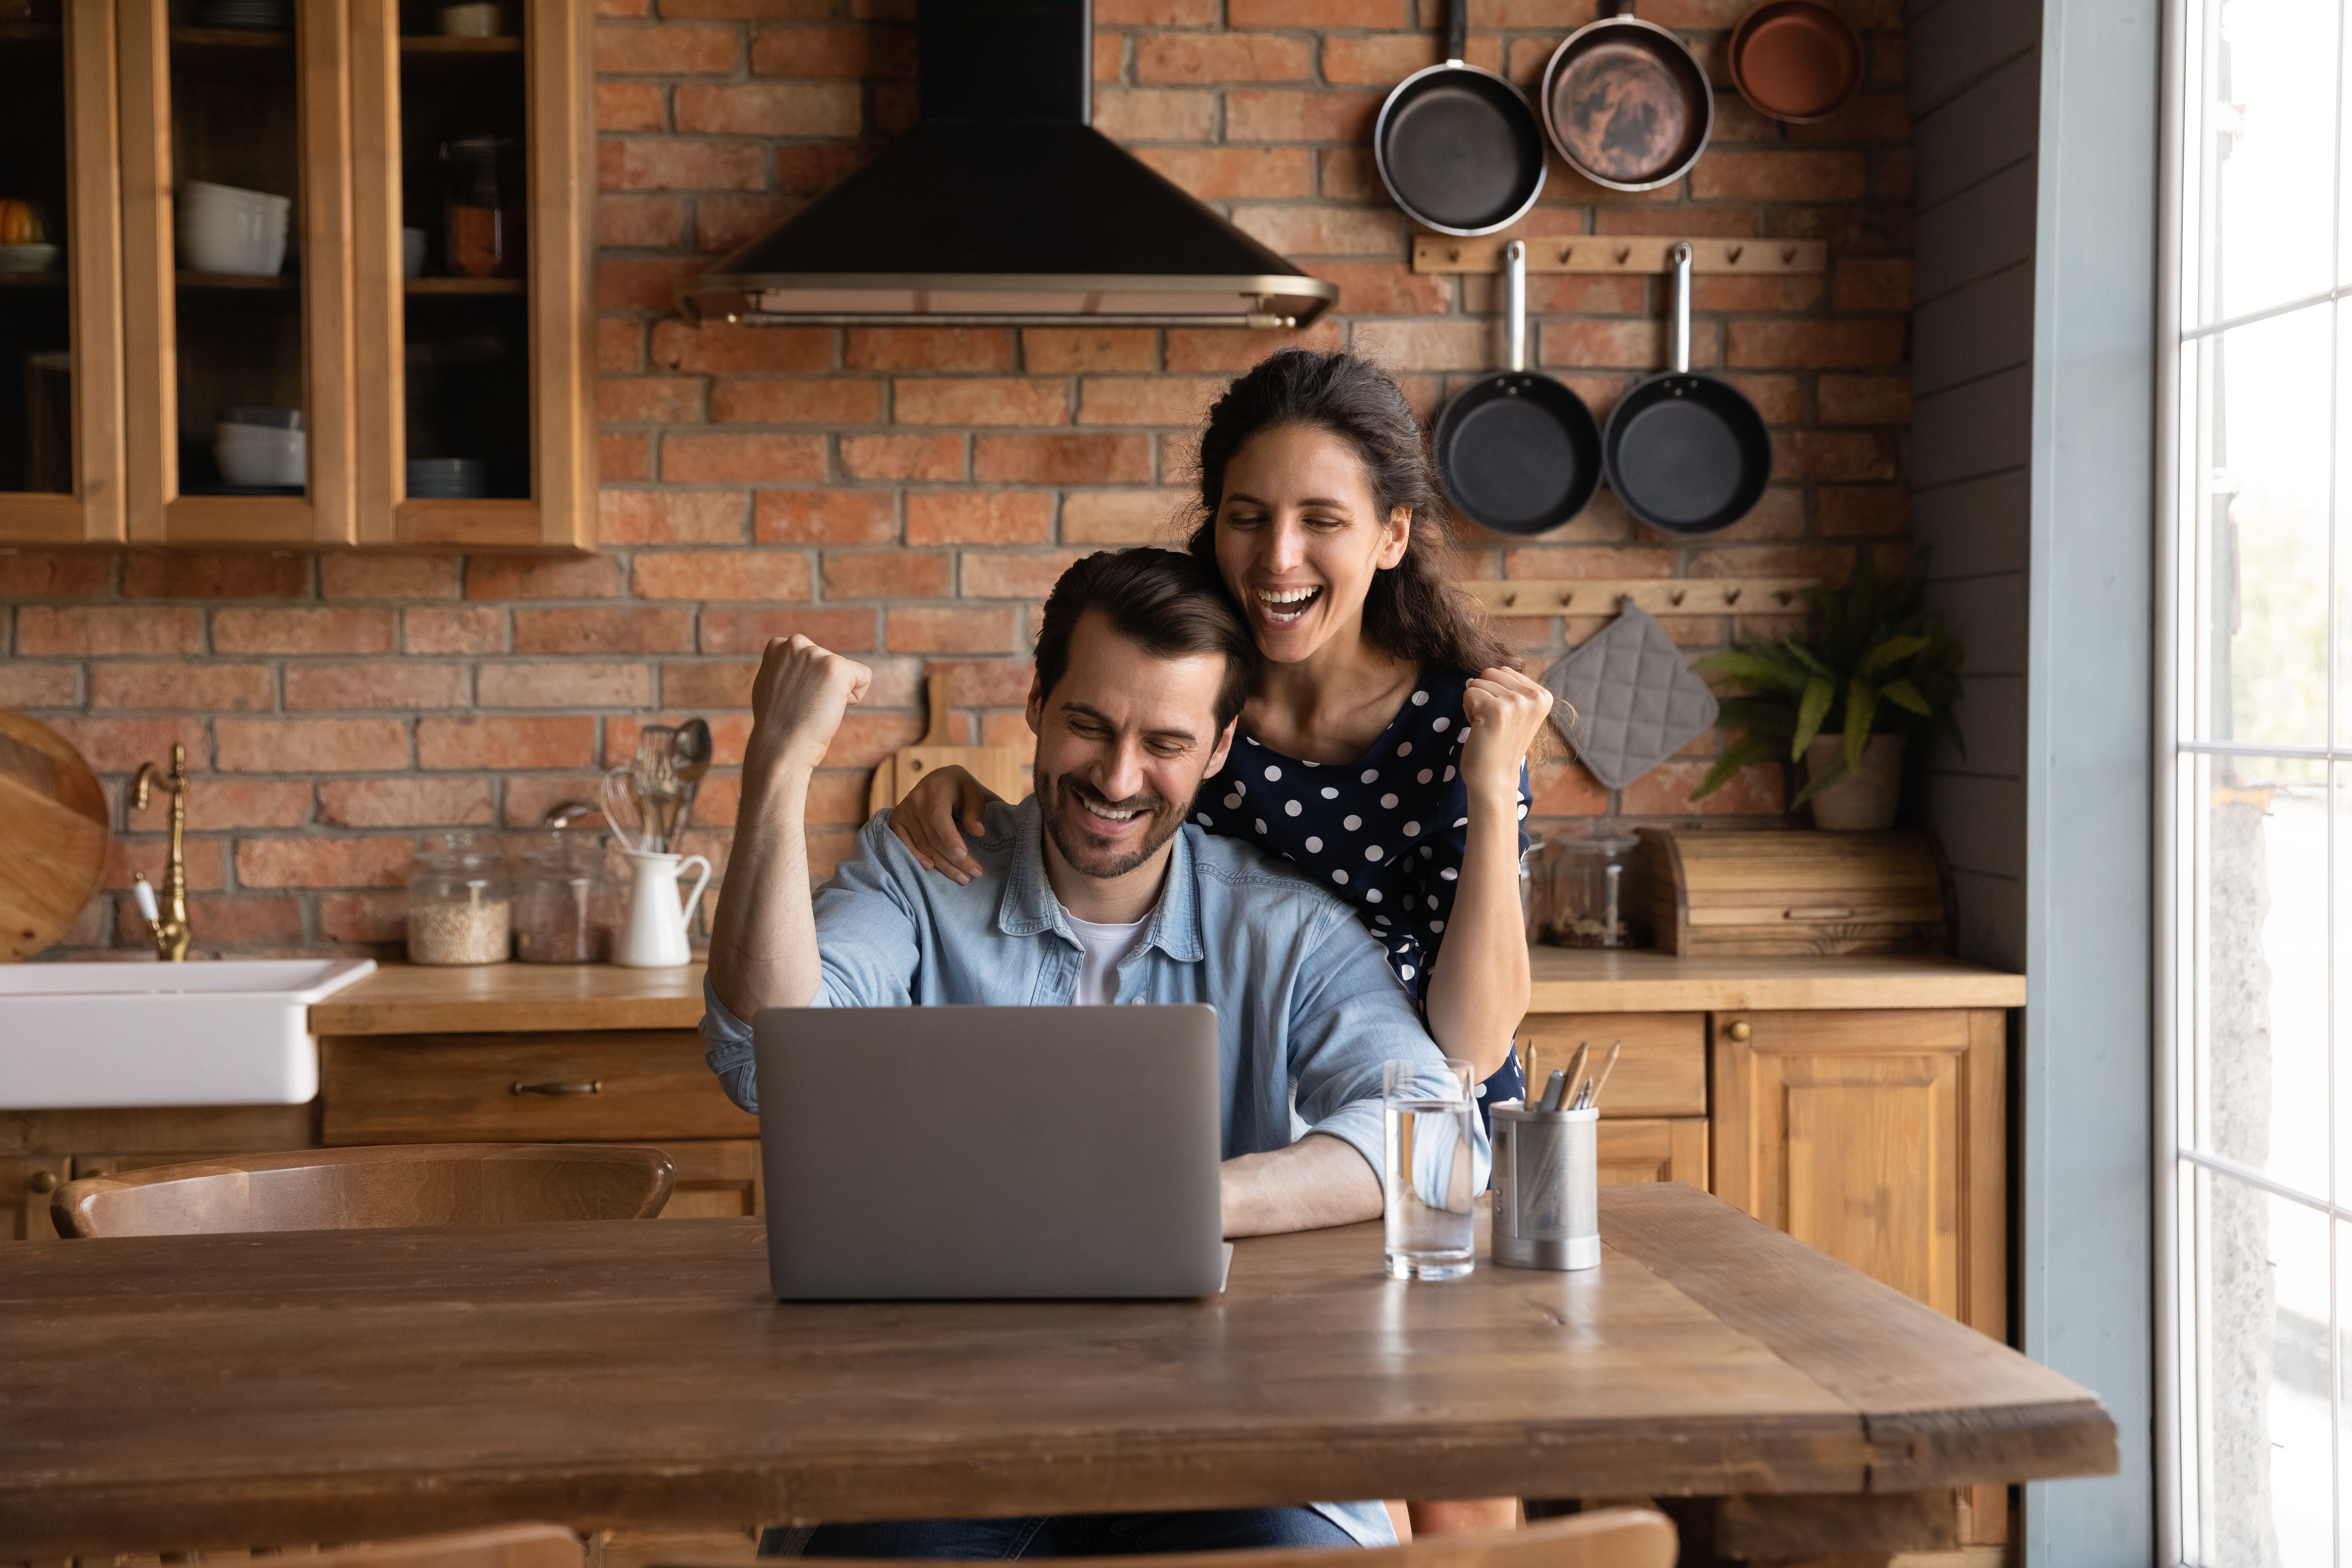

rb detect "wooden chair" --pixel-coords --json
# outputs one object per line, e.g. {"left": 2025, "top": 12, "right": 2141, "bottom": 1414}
{"left": 659, "top": 1511, "right": 1675, "bottom": 1568}
{"left": 51, "top": 1143, "right": 675, "bottom": 1239}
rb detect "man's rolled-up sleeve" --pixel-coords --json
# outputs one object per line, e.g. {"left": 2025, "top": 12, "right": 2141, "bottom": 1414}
{"left": 698, "top": 813, "right": 926, "bottom": 1114}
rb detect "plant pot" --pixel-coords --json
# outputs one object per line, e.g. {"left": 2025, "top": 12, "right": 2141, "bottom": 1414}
{"left": 1804, "top": 732, "right": 1905, "bottom": 831}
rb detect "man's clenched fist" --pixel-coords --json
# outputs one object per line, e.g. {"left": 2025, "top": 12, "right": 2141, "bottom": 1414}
{"left": 744, "top": 635, "right": 872, "bottom": 780}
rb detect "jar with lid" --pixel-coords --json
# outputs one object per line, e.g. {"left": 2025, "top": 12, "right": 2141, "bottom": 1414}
{"left": 440, "top": 136, "right": 524, "bottom": 279}
{"left": 512, "top": 827, "right": 617, "bottom": 964}
{"left": 405, "top": 832, "right": 511, "bottom": 965}
{"left": 1541, "top": 827, "right": 1645, "bottom": 949}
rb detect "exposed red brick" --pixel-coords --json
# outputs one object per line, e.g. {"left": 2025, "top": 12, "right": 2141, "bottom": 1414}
{"left": 930, "top": 659, "right": 1038, "bottom": 707}
{"left": 960, "top": 550, "right": 1089, "bottom": 599}
{"left": 1622, "top": 758, "right": 1786, "bottom": 817}
{"left": 1815, "top": 486, "right": 1909, "bottom": 537}
{"left": 1225, "top": 89, "right": 1382, "bottom": 143}
{"left": 1163, "top": 320, "right": 1342, "bottom": 371}
{"left": 596, "top": 254, "right": 702, "bottom": 311}
{"left": 416, "top": 716, "right": 598, "bottom": 771}
{"left": 663, "top": 432, "right": 829, "bottom": 483}
{"left": 1063, "top": 489, "right": 1189, "bottom": 544}
{"left": 237, "top": 836, "right": 417, "bottom": 889}
{"left": 1689, "top": 273, "right": 1828, "bottom": 312}
{"left": 1688, "top": 545, "right": 1856, "bottom": 586}
{"left": 1136, "top": 31, "right": 1311, "bottom": 82}
{"left": 1075, "top": 377, "right": 1226, "bottom": 428}
{"left": 321, "top": 554, "right": 460, "bottom": 600}
{"left": 596, "top": 20, "right": 739, "bottom": 72}
{"left": 512, "top": 606, "right": 698, "bottom": 654}
{"left": 1318, "top": 146, "right": 1384, "bottom": 201}
{"left": 695, "top": 194, "right": 803, "bottom": 253}
{"left": 317, "top": 891, "right": 406, "bottom": 944}
{"left": 89, "top": 662, "right": 273, "bottom": 712}
{"left": 212, "top": 608, "right": 397, "bottom": 656}
{"left": 886, "top": 606, "right": 1017, "bottom": 653}
{"left": 1834, "top": 257, "right": 1913, "bottom": 312}
{"left": 18, "top": 606, "right": 203, "bottom": 656}
{"left": 653, "top": 320, "right": 833, "bottom": 373}
{"left": 405, "top": 606, "right": 507, "bottom": 655}
{"left": 750, "top": 22, "right": 916, "bottom": 77}
{"left": 0, "top": 551, "right": 110, "bottom": 596}
{"left": 317, "top": 778, "right": 496, "bottom": 829}
{"left": 1023, "top": 329, "right": 1156, "bottom": 373}
{"left": 609, "top": 714, "right": 755, "bottom": 767}
{"left": 895, "top": 378, "right": 1071, "bottom": 427}
{"left": 633, "top": 550, "right": 815, "bottom": 600}
{"left": 597, "top": 195, "right": 688, "bottom": 250}
{"left": 799, "top": 712, "right": 923, "bottom": 769}
{"left": 122, "top": 552, "right": 307, "bottom": 599}
{"left": 1595, "top": 205, "right": 1764, "bottom": 237}
{"left": 1230, "top": 205, "right": 1397, "bottom": 256}
{"left": 477, "top": 662, "right": 657, "bottom": 708}
{"left": 596, "top": 80, "right": 666, "bottom": 132}
{"left": 284, "top": 663, "right": 471, "bottom": 711}
{"left": 1324, "top": 31, "right": 1497, "bottom": 82}
{"left": 802, "top": 770, "right": 871, "bottom": 826}
{"left": 841, "top": 433, "right": 965, "bottom": 481}
{"left": 1770, "top": 429, "right": 1898, "bottom": 482}
{"left": 777, "top": 142, "right": 880, "bottom": 193}
{"left": 1817, "top": 374, "right": 1912, "bottom": 425}
{"left": 1504, "top": 546, "right": 1678, "bottom": 579}
{"left": 844, "top": 327, "right": 1014, "bottom": 371}
{"left": 215, "top": 718, "right": 410, "bottom": 774}
{"left": 601, "top": 430, "right": 654, "bottom": 481}
{"left": 132, "top": 768, "right": 302, "bottom": 828}
{"left": 1527, "top": 757, "right": 1610, "bottom": 817}
{"left": 824, "top": 550, "right": 950, "bottom": 599}
{"left": 974, "top": 434, "right": 1151, "bottom": 484}
{"left": 1354, "top": 319, "right": 1492, "bottom": 372}
{"left": 105, "top": 836, "right": 229, "bottom": 892}
{"left": 674, "top": 82, "right": 861, "bottom": 136}
{"left": 756, "top": 489, "right": 897, "bottom": 544}
{"left": 1721, "top": 373, "right": 1807, "bottom": 425}
{"left": 602, "top": 137, "right": 770, "bottom": 191}
{"left": 1727, "top": 319, "right": 1906, "bottom": 369}
{"left": 0, "top": 664, "right": 76, "bottom": 707}
{"left": 600, "top": 317, "right": 645, "bottom": 373}
{"left": 1230, "top": 0, "right": 1409, "bottom": 23}
{"left": 662, "top": 661, "right": 759, "bottom": 708}
{"left": 709, "top": 377, "right": 879, "bottom": 424}
{"left": 659, "top": 0, "right": 832, "bottom": 15}
{"left": 465, "top": 555, "right": 624, "bottom": 601}
{"left": 1097, "top": 0, "right": 1217, "bottom": 20}
{"left": 1301, "top": 261, "right": 1448, "bottom": 316}
{"left": 601, "top": 489, "right": 750, "bottom": 545}
{"left": 112, "top": 890, "right": 307, "bottom": 949}
{"left": 700, "top": 606, "right": 878, "bottom": 653}
{"left": 905, "top": 491, "right": 1054, "bottom": 545}
{"left": 1791, "top": 91, "right": 1912, "bottom": 144}
{"left": 979, "top": 711, "right": 1035, "bottom": 749}
{"left": 1134, "top": 146, "right": 1313, "bottom": 200}
{"left": 1095, "top": 88, "right": 1218, "bottom": 141}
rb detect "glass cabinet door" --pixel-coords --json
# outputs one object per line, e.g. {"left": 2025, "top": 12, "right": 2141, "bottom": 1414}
{"left": 0, "top": 0, "right": 124, "bottom": 544}
{"left": 351, "top": 0, "right": 592, "bottom": 549}
{"left": 118, "top": 0, "right": 352, "bottom": 544}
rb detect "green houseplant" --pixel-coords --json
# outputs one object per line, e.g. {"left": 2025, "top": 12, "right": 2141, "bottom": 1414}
{"left": 1687, "top": 551, "right": 1966, "bottom": 819}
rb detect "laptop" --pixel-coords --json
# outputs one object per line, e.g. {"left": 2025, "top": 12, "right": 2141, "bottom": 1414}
{"left": 753, "top": 1004, "right": 1230, "bottom": 1300}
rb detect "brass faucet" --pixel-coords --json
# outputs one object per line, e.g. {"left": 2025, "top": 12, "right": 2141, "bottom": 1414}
{"left": 132, "top": 744, "right": 192, "bottom": 962}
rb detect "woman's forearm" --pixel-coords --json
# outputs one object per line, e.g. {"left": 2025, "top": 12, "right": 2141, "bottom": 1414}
{"left": 1422, "top": 795, "right": 1529, "bottom": 1080}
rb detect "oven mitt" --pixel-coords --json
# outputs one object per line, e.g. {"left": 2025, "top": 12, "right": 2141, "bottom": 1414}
{"left": 1540, "top": 602, "right": 1720, "bottom": 790}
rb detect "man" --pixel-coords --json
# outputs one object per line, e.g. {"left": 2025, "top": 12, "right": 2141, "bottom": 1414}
{"left": 702, "top": 548, "right": 1482, "bottom": 1558}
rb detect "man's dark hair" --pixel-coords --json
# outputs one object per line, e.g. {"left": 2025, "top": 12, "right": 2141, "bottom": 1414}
{"left": 1033, "top": 549, "right": 1255, "bottom": 733}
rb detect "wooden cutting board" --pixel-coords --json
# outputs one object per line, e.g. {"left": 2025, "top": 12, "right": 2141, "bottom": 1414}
{"left": 0, "top": 709, "right": 110, "bottom": 961}
{"left": 866, "top": 673, "right": 1031, "bottom": 818}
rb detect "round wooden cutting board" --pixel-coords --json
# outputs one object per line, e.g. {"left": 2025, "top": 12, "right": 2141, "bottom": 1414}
{"left": 0, "top": 710, "right": 110, "bottom": 961}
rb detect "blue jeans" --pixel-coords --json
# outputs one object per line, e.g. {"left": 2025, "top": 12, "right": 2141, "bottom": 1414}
{"left": 764, "top": 1508, "right": 1358, "bottom": 1558}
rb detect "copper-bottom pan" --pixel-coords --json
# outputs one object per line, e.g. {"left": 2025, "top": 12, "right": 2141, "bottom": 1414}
{"left": 1728, "top": 0, "right": 1863, "bottom": 124}
{"left": 1539, "top": 3, "right": 1713, "bottom": 193}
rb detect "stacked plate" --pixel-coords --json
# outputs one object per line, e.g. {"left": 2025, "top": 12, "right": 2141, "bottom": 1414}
{"left": 196, "top": 0, "right": 294, "bottom": 29}
{"left": 408, "top": 458, "right": 488, "bottom": 499}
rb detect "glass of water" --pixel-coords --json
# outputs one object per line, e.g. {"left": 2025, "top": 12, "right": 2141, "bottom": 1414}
{"left": 1383, "top": 1056, "right": 1476, "bottom": 1280}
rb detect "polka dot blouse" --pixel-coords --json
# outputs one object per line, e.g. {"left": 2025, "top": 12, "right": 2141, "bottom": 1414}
{"left": 1193, "top": 667, "right": 1531, "bottom": 1122}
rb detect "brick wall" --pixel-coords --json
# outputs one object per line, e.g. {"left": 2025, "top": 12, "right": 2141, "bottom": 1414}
{"left": 2, "top": 0, "right": 1912, "bottom": 959}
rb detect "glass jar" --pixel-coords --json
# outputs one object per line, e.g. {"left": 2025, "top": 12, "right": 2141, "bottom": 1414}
{"left": 1519, "top": 832, "right": 1545, "bottom": 943}
{"left": 512, "top": 828, "right": 617, "bottom": 965}
{"left": 405, "top": 832, "right": 510, "bottom": 966}
{"left": 1541, "top": 827, "right": 1645, "bottom": 949}
{"left": 440, "top": 136, "right": 524, "bottom": 279}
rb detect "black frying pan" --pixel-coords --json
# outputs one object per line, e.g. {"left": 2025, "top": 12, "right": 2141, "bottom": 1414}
{"left": 1374, "top": 0, "right": 1546, "bottom": 237}
{"left": 1435, "top": 240, "right": 1602, "bottom": 535}
{"left": 1602, "top": 243, "right": 1771, "bottom": 534}
{"left": 1540, "top": 0, "right": 1714, "bottom": 193}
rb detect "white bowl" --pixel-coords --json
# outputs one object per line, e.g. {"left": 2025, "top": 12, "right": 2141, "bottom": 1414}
{"left": 0, "top": 244, "right": 60, "bottom": 273}
{"left": 215, "top": 424, "right": 305, "bottom": 486}
{"left": 178, "top": 182, "right": 290, "bottom": 276}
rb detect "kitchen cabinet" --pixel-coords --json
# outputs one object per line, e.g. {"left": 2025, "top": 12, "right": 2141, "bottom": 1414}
{"left": 0, "top": 0, "right": 590, "bottom": 550}
{"left": 0, "top": 0, "right": 126, "bottom": 543}
{"left": 4, "top": 1155, "right": 69, "bottom": 1241}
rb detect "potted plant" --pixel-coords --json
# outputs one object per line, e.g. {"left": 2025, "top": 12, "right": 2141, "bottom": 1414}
{"left": 1686, "top": 552, "right": 1965, "bottom": 830}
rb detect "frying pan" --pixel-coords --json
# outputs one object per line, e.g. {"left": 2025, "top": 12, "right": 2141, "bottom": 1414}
{"left": 1728, "top": 0, "right": 1863, "bottom": 124}
{"left": 1539, "top": 1, "right": 1714, "bottom": 193}
{"left": 1434, "top": 240, "right": 1602, "bottom": 536}
{"left": 1374, "top": 0, "right": 1546, "bottom": 236}
{"left": 1601, "top": 243, "right": 1770, "bottom": 534}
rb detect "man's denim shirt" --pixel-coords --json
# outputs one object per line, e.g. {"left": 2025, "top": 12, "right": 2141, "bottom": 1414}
{"left": 700, "top": 799, "right": 1488, "bottom": 1553}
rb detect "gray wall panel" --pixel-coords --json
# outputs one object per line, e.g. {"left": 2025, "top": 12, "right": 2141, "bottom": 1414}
{"left": 1911, "top": 0, "right": 2043, "bottom": 114}
{"left": 1913, "top": 366, "right": 2036, "bottom": 487}
{"left": 1916, "top": 51, "right": 2043, "bottom": 208}
{"left": 1915, "top": 262, "right": 2037, "bottom": 394}
{"left": 1948, "top": 867, "right": 2029, "bottom": 971}
{"left": 1927, "top": 573, "right": 2031, "bottom": 677}
{"left": 1914, "top": 469, "right": 2033, "bottom": 577}
{"left": 1917, "top": 160, "right": 2040, "bottom": 301}
{"left": 1919, "top": 673, "right": 2031, "bottom": 775}
{"left": 1918, "top": 770, "right": 2030, "bottom": 881}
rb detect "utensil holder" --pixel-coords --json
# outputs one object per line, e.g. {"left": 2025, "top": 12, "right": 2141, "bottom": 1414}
{"left": 1491, "top": 1104, "right": 1599, "bottom": 1270}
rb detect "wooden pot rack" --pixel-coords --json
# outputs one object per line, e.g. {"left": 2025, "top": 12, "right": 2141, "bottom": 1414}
{"left": 1461, "top": 578, "right": 1820, "bottom": 616}
{"left": 1413, "top": 236, "right": 1829, "bottom": 274}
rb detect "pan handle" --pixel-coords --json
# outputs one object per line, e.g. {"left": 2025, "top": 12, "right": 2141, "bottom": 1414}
{"left": 1670, "top": 240, "right": 1693, "bottom": 375}
{"left": 1505, "top": 239, "right": 1528, "bottom": 373}
{"left": 1446, "top": 0, "right": 1467, "bottom": 65}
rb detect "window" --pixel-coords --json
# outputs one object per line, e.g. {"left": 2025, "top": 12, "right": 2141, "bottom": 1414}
{"left": 2166, "top": 0, "right": 2352, "bottom": 1561}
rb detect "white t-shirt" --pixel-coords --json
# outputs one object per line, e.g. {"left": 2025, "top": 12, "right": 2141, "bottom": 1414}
{"left": 1065, "top": 913, "right": 1149, "bottom": 1005}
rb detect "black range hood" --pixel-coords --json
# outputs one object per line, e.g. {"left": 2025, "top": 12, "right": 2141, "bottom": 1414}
{"left": 675, "top": 0, "right": 1338, "bottom": 329}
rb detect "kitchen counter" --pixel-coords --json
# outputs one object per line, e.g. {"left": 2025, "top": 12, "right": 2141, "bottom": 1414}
{"left": 309, "top": 950, "right": 2025, "bottom": 1036}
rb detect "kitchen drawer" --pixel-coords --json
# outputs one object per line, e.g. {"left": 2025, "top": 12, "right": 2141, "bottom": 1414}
{"left": 1597, "top": 1118, "right": 1707, "bottom": 1188}
{"left": 2, "top": 1156, "right": 69, "bottom": 1242}
{"left": 320, "top": 1031, "right": 758, "bottom": 1146}
{"left": 651, "top": 1139, "right": 764, "bottom": 1220}
{"left": 1518, "top": 1013, "right": 1706, "bottom": 1118}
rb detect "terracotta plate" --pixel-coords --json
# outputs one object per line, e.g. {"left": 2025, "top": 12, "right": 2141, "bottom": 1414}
{"left": 1728, "top": 0, "right": 1863, "bottom": 124}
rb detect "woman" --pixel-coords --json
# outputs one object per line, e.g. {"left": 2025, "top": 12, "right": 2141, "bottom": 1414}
{"left": 892, "top": 351, "right": 1551, "bottom": 1536}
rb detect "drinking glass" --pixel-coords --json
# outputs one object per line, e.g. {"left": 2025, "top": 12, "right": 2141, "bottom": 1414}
{"left": 1383, "top": 1056, "right": 1476, "bottom": 1280}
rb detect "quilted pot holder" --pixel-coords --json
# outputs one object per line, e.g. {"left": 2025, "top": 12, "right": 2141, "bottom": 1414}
{"left": 1541, "top": 602, "right": 1720, "bottom": 790}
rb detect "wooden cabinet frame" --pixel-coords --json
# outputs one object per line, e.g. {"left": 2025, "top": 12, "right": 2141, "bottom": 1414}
{"left": 348, "top": 0, "right": 594, "bottom": 550}
{"left": 0, "top": 0, "right": 126, "bottom": 543}
{"left": 117, "top": 0, "right": 356, "bottom": 545}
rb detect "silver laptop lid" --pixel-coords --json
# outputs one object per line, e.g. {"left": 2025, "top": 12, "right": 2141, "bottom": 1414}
{"left": 754, "top": 1004, "right": 1224, "bottom": 1300}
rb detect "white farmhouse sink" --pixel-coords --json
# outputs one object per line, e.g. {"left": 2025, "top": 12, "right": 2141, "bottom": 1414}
{"left": 0, "top": 959, "right": 376, "bottom": 1110}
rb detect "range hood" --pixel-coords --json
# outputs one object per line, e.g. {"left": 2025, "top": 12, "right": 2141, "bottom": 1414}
{"left": 675, "top": 0, "right": 1338, "bottom": 330}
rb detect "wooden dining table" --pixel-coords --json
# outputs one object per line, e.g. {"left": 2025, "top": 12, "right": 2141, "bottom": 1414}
{"left": 0, "top": 1183, "right": 2114, "bottom": 1562}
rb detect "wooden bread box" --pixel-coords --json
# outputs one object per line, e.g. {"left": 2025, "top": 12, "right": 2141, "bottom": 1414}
{"left": 1633, "top": 828, "right": 1956, "bottom": 957}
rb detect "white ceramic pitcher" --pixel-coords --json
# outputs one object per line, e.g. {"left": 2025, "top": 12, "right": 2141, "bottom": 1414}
{"left": 614, "top": 849, "right": 711, "bottom": 969}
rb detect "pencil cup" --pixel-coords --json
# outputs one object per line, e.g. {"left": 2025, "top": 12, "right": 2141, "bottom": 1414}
{"left": 1491, "top": 1103, "right": 1600, "bottom": 1270}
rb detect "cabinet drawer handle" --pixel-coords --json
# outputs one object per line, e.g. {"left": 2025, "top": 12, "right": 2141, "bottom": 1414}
{"left": 1783, "top": 905, "right": 1856, "bottom": 920}
{"left": 511, "top": 1080, "right": 602, "bottom": 1097}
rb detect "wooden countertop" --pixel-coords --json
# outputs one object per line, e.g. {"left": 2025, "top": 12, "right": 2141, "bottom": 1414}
{"left": 311, "top": 950, "right": 2025, "bottom": 1035}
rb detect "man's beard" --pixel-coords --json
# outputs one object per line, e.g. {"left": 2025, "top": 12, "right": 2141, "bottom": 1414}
{"left": 1037, "top": 762, "right": 1189, "bottom": 882}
